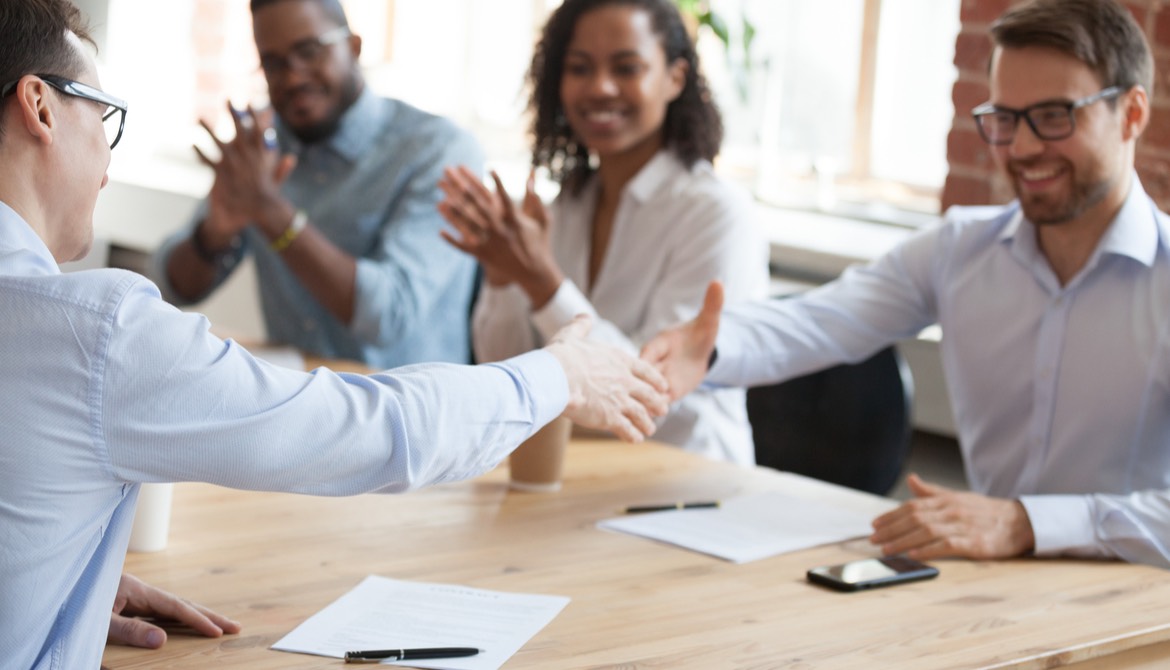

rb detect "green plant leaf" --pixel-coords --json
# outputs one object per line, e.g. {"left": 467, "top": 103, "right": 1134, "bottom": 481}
{"left": 699, "top": 10, "right": 730, "bottom": 48}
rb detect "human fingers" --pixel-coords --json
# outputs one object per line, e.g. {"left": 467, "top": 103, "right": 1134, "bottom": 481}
{"left": 695, "top": 281, "right": 724, "bottom": 339}
{"left": 437, "top": 201, "right": 490, "bottom": 245}
{"left": 273, "top": 154, "right": 297, "bottom": 183}
{"left": 906, "top": 473, "right": 949, "bottom": 498}
{"left": 441, "top": 170, "right": 497, "bottom": 235}
{"left": 198, "top": 119, "right": 227, "bottom": 150}
{"left": 490, "top": 170, "right": 519, "bottom": 223}
{"left": 607, "top": 411, "right": 645, "bottom": 443}
{"left": 439, "top": 228, "right": 487, "bottom": 258}
{"left": 629, "top": 378, "right": 669, "bottom": 419}
{"left": 228, "top": 101, "right": 254, "bottom": 138}
{"left": 108, "top": 613, "right": 167, "bottom": 649}
{"left": 622, "top": 391, "right": 659, "bottom": 437}
{"left": 630, "top": 357, "right": 669, "bottom": 396}
{"left": 523, "top": 168, "right": 549, "bottom": 229}
{"left": 137, "top": 586, "right": 235, "bottom": 639}
{"left": 192, "top": 144, "right": 218, "bottom": 169}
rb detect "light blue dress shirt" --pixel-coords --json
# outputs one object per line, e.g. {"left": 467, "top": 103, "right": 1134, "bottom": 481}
{"left": 711, "top": 177, "right": 1170, "bottom": 568}
{"left": 155, "top": 89, "right": 483, "bottom": 368}
{"left": 0, "top": 201, "right": 566, "bottom": 669}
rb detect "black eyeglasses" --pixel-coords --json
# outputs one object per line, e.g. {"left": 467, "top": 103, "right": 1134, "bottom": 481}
{"left": 972, "top": 87, "right": 1123, "bottom": 146}
{"left": 258, "top": 27, "right": 350, "bottom": 77}
{"left": 0, "top": 74, "right": 128, "bottom": 149}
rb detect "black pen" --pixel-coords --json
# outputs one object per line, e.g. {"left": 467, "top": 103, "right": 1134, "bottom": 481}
{"left": 344, "top": 647, "right": 482, "bottom": 664}
{"left": 621, "top": 501, "right": 720, "bottom": 514}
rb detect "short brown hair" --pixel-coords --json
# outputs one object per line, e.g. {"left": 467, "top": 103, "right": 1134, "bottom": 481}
{"left": 0, "top": 0, "right": 93, "bottom": 86}
{"left": 0, "top": 0, "right": 94, "bottom": 144}
{"left": 991, "top": 0, "right": 1153, "bottom": 95}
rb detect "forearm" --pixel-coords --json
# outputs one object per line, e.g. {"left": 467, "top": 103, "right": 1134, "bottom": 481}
{"left": 273, "top": 221, "right": 358, "bottom": 324}
{"left": 163, "top": 220, "right": 241, "bottom": 303}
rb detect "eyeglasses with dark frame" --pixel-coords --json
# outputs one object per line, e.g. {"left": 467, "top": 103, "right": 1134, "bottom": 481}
{"left": 258, "top": 27, "right": 351, "bottom": 77}
{"left": 971, "top": 86, "right": 1124, "bottom": 146}
{"left": 0, "top": 74, "right": 128, "bottom": 149}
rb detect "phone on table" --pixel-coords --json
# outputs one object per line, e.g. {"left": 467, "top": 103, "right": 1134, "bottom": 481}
{"left": 806, "top": 555, "right": 939, "bottom": 592}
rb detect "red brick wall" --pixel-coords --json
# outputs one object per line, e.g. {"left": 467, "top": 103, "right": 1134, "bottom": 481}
{"left": 942, "top": 0, "right": 1170, "bottom": 213}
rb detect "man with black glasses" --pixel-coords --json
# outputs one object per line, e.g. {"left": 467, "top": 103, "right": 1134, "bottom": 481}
{"left": 0, "top": 1, "right": 668, "bottom": 667}
{"left": 156, "top": 0, "right": 482, "bottom": 369}
{"left": 644, "top": 0, "right": 1170, "bottom": 568}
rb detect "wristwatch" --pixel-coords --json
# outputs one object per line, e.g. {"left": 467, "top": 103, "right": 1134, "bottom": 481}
{"left": 190, "top": 222, "right": 242, "bottom": 272}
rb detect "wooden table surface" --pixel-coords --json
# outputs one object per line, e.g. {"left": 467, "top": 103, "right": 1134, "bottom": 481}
{"left": 101, "top": 439, "right": 1170, "bottom": 669}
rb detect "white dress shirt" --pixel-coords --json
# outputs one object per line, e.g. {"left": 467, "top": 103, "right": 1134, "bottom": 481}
{"left": 710, "top": 177, "right": 1170, "bottom": 568}
{"left": 0, "top": 201, "right": 568, "bottom": 669}
{"left": 474, "top": 151, "right": 769, "bottom": 465}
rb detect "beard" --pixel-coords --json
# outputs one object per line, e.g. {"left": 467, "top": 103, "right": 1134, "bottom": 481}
{"left": 1009, "top": 158, "right": 1114, "bottom": 226}
{"left": 281, "top": 71, "right": 363, "bottom": 144}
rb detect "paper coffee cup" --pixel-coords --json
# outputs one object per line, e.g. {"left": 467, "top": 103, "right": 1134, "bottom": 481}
{"left": 128, "top": 482, "right": 174, "bottom": 553}
{"left": 510, "top": 417, "right": 572, "bottom": 492}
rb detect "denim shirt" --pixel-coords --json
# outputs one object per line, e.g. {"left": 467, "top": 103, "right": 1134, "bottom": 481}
{"left": 156, "top": 89, "right": 483, "bottom": 368}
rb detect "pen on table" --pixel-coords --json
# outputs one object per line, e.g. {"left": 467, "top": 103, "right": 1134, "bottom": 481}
{"left": 620, "top": 501, "right": 720, "bottom": 514}
{"left": 344, "top": 647, "right": 482, "bottom": 664}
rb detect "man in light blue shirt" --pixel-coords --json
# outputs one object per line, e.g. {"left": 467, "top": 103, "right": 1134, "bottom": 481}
{"left": 155, "top": 0, "right": 481, "bottom": 369}
{"left": 0, "top": 2, "right": 668, "bottom": 667}
{"left": 645, "top": 0, "right": 1170, "bottom": 569}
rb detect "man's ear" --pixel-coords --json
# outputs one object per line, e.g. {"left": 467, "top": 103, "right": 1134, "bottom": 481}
{"left": 1121, "top": 85, "right": 1150, "bottom": 142}
{"left": 12, "top": 76, "right": 55, "bottom": 146}
{"left": 347, "top": 33, "right": 362, "bottom": 61}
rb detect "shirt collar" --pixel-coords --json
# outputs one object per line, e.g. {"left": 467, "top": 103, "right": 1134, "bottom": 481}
{"left": 624, "top": 150, "right": 686, "bottom": 203}
{"left": 277, "top": 87, "right": 391, "bottom": 164}
{"left": 1000, "top": 173, "right": 1162, "bottom": 269}
{"left": 0, "top": 200, "right": 60, "bottom": 277}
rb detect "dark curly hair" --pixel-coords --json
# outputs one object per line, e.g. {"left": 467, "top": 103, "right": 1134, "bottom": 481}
{"left": 528, "top": 0, "right": 723, "bottom": 194}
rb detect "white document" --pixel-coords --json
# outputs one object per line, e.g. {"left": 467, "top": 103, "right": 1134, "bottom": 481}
{"left": 272, "top": 576, "right": 570, "bottom": 669}
{"left": 598, "top": 491, "right": 874, "bottom": 563}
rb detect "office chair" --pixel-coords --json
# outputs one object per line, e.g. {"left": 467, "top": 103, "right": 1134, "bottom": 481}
{"left": 746, "top": 346, "right": 914, "bottom": 496}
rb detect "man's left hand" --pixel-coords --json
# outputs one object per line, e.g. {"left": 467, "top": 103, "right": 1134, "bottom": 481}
{"left": 870, "top": 474, "right": 1035, "bottom": 560}
{"left": 108, "top": 573, "right": 241, "bottom": 649}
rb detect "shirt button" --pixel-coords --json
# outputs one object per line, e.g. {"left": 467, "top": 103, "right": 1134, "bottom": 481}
{"left": 303, "top": 319, "right": 317, "bottom": 332}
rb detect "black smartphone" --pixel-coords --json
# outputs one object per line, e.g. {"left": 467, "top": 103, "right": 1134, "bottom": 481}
{"left": 806, "top": 556, "right": 939, "bottom": 592}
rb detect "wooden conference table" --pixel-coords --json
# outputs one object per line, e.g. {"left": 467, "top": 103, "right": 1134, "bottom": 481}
{"left": 100, "top": 436, "right": 1170, "bottom": 669}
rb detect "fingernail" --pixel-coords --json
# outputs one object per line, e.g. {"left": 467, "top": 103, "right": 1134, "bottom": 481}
{"left": 145, "top": 629, "right": 165, "bottom": 647}
{"left": 263, "top": 127, "right": 278, "bottom": 149}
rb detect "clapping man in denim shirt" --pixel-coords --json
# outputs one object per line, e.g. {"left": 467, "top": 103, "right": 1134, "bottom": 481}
{"left": 157, "top": 0, "right": 482, "bottom": 369}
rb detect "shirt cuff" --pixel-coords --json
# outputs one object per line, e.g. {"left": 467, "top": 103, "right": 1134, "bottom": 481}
{"left": 351, "top": 257, "right": 383, "bottom": 342}
{"left": 489, "top": 349, "right": 570, "bottom": 427}
{"left": 706, "top": 327, "right": 745, "bottom": 387}
{"left": 1019, "top": 494, "right": 1101, "bottom": 557}
{"left": 530, "top": 279, "right": 599, "bottom": 342}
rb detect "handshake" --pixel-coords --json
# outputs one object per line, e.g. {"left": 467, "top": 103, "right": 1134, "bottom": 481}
{"left": 543, "top": 283, "right": 723, "bottom": 442}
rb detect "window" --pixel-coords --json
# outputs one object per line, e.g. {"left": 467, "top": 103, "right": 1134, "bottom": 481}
{"left": 713, "top": 0, "right": 961, "bottom": 220}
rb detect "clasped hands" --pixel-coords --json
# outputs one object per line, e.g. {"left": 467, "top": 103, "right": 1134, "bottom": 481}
{"left": 193, "top": 102, "right": 298, "bottom": 247}
{"left": 638, "top": 281, "right": 1036, "bottom": 561}
{"left": 437, "top": 165, "right": 563, "bottom": 309}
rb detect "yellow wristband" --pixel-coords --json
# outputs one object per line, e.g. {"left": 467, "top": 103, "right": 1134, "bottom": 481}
{"left": 271, "top": 209, "right": 308, "bottom": 252}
